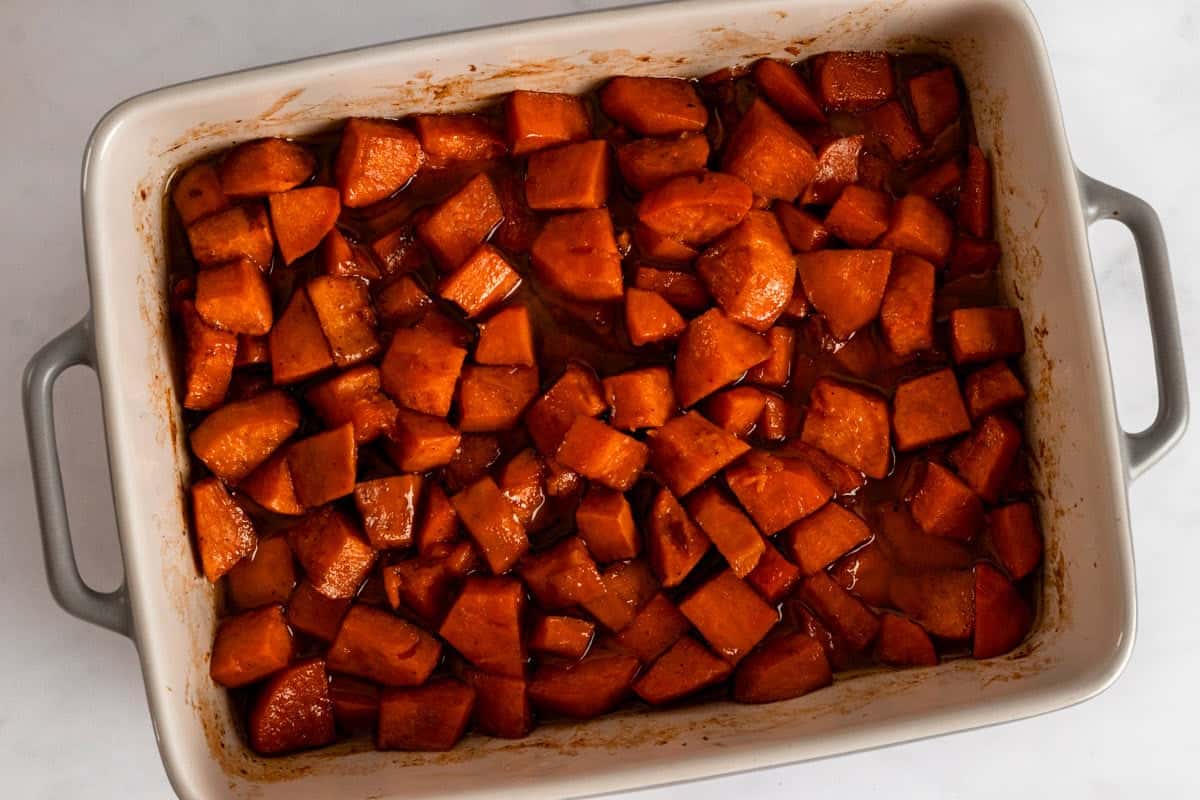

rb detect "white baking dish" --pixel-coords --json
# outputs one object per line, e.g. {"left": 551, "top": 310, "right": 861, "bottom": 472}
{"left": 22, "top": 0, "right": 1188, "bottom": 797}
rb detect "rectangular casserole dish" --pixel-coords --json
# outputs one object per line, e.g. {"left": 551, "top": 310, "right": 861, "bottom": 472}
{"left": 22, "top": 0, "right": 1188, "bottom": 797}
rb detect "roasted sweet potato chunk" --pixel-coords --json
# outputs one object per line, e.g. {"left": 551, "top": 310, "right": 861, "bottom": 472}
{"left": 269, "top": 287, "right": 334, "bottom": 385}
{"left": 458, "top": 365, "right": 539, "bottom": 432}
{"left": 958, "top": 145, "right": 993, "bottom": 238}
{"left": 287, "top": 424, "right": 356, "bottom": 507}
{"left": 239, "top": 450, "right": 303, "bottom": 515}
{"left": 286, "top": 508, "right": 376, "bottom": 599}
{"left": 680, "top": 570, "right": 778, "bottom": 663}
{"left": 581, "top": 559, "right": 658, "bottom": 631}
{"left": 525, "top": 362, "right": 607, "bottom": 454}
{"left": 617, "top": 133, "right": 710, "bottom": 193}
{"left": 329, "top": 674, "right": 380, "bottom": 732}
{"left": 530, "top": 208, "right": 624, "bottom": 302}
{"left": 988, "top": 502, "right": 1042, "bottom": 580}
{"left": 173, "top": 161, "right": 229, "bottom": 225}
{"left": 673, "top": 309, "right": 771, "bottom": 407}
{"left": 613, "top": 592, "right": 690, "bottom": 664}
{"left": 705, "top": 386, "right": 767, "bottom": 438}
{"left": 909, "top": 157, "right": 963, "bottom": 200}
{"left": 892, "top": 368, "right": 971, "bottom": 451}
{"left": 180, "top": 300, "right": 237, "bottom": 411}
{"left": 800, "top": 378, "right": 891, "bottom": 479}
{"left": 745, "top": 542, "right": 802, "bottom": 604}
{"left": 353, "top": 475, "right": 422, "bottom": 550}
{"left": 783, "top": 502, "right": 872, "bottom": 576}
{"left": 220, "top": 138, "right": 314, "bottom": 199}
{"left": 451, "top": 476, "right": 529, "bottom": 574}
{"left": 722, "top": 99, "right": 816, "bottom": 201}
{"left": 775, "top": 203, "right": 831, "bottom": 252}
{"left": 724, "top": 450, "right": 832, "bottom": 535}
{"left": 878, "top": 194, "right": 954, "bottom": 266}
{"left": 600, "top": 76, "right": 707, "bottom": 135}
{"left": 889, "top": 569, "right": 974, "bottom": 639}
{"left": 335, "top": 118, "right": 423, "bottom": 208}
{"left": 624, "top": 287, "right": 686, "bottom": 345}
{"left": 287, "top": 581, "right": 351, "bottom": 642}
{"left": 602, "top": 366, "right": 674, "bottom": 432}
{"left": 696, "top": 211, "right": 795, "bottom": 331}
{"left": 634, "top": 266, "right": 712, "bottom": 311}
{"left": 191, "top": 390, "right": 301, "bottom": 482}
{"left": 525, "top": 139, "right": 610, "bottom": 210}
{"left": 556, "top": 416, "right": 649, "bottom": 491}
{"left": 910, "top": 461, "right": 983, "bottom": 541}
{"left": 796, "top": 249, "right": 892, "bottom": 339}
{"left": 529, "top": 614, "right": 595, "bottom": 660}
{"left": 505, "top": 90, "right": 590, "bottom": 156}
{"left": 192, "top": 477, "right": 257, "bottom": 582}
{"left": 187, "top": 203, "right": 274, "bottom": 269}
{"left": 379, "top": 327, "right": 468, "bottom": 417}
{"left": 814, "top": 51, "right": 894, "bottom": 112}
{"left": 519, "top": 536, "right": 606, "bottom": 611}
{"left": 377, "top": 679, "right": 475, "bottom": 751}
{"left": 270, "top": 186, "right": 340, "bottom": 265}
{"left": 685, "top": 487, "right": 765, "bottom": 577}
{"left": 879, "top": 254, "right": 935, "bottom": 357}
{"left": 381, "top": 409, "right": 460, "bottom": 473}
{"left": 382, "top": 541, "right": 476, "bottom": 623}
{"left": 646, "top": 486, "right": 710, "bottom": 587}
{"left": 733, "top": 632, "right": 831, "bottom": 703}
{"left": 633, "top": 224, "right": 700, "bottom": 263}
{"left": 964, "top": 361, "right": 1027, "bottom": 419}
{"left": 376, "top": 276, "right": 431, "bottom": 328}
{"left": 801, "top": 572, "right": 880, "bottom": 651}
{"left": 637, "top": 171, "right": 753, "bottom": 246}
{"left": 210, "top": 605, "right": 294, "bottom": 688}
{"left": 746, "top": 326, "right": 794, "bottom": 387}
{"left": 439, "top": 244, "right": 522, "bottom": 319}
{"left": 801, "top": 134, "right": 864, "bottom": 205}
{"left": 227, "top": 537, "right": 296, "bottom": 609}
{"left": 328, "top": 604, "right": 441, "bottom": 686}
{"left": 753, "top": 58, "right": 825, "bottom": 123}
{"left": 439, "top": 576, "right": 526, "bottom": 677}
{"left": 475, "top": 303, "right": 536, "bottom": 366}
{"left": 464, "top": 669, "right": 532, "bottom": 739}
{"left": 865, "top": 101, "right": 922, "bottom": 162}
{"left": 648, "top": 410, "right": 751, "bottom": 496}
{"left": 575, "top": 487, "right": 639, "bottom": 562}
{"left": 949, "top": 307, "right": 1025, "bottom": 365}
{"left": 875, "top": 614, "right": 938, "bottom": 667}
{"left": 248, "top": 660, "right": 335, "bottom": 755}
{"left": 194, "top": 258, "right": 273, "bottom": 335}
{"left": 528, "top": 654, "right": 640, "bottom": 719}
{"left": 412, "top": 113, "right": 506, "bottom": 166}
{"left": 973, "top": 563, "right": 1032, "bottom": 658}
{"left": 949, "top": 414, "right": 1023, "bottom": 502}
{"left": 634, "top": 636, "right": 732, "bottom": 705}
{"left": 305, "top": 366, "right": 397, "bottom": 446}
{"left": 306, "top": 275, "right": 380, "bottom": 366}
{"left": 825, "top": 186, "right": 891, "bottom": 247}
{"left": 908, "top": 67, "right": 960, "bottom": 139}
{"left": 418, "top": 172, "right": 504, "bottom": 270}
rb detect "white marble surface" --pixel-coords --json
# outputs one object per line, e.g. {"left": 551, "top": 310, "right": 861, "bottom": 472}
{"left": 2, "top": 0, "right": 1196, "bottom": 797}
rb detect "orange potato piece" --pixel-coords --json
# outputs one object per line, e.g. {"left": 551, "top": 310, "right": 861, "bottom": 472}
{"left": 239, "top": 450, "right": 304, "bottom": 515}
{"left": 383, "top": 409, "right": 461, "bottom": 472}
{"left": 673, "top": 308, "right": 772, "bottom": 407}
{"left": 908, "top": 157, "right": 963, "bottom": 200}
{"left": 492, "top": 171, "right": 542, "bottom": 254}
{"left": 438, "top": 244, "right": 521, "bottom": 318}
{"left": 370, "top": 224, "right": 430, "bottom": 276}
{"left": 450, "top": 476, "right": 529, "bottom": 574}
{"left": 624, "top": 287, "right": 686, "bottom": 346}
{"left": 732, "top": 632, "right": 831, "bottom": 703}
{"left": 234, "top": 334, "right": 270, "bottom": 367}
{"left": 865, "top": 100, "right": 922, "bottom": 162}
{"left": 377, "top": 678, "right": 475, "bottom": 751}
{"left": 458, "top": 365, "right": 540, "bottom": 432}
{"left": 783, "top": 502, "right": 872, "bottom": 575}
{"left": 892, "top": 368, "right": 971, "bottom": 451}
{"left": 504, "top": 90, "right": 590, "bottom": 156}
{"left": 617, "top": 133, "right": 710, "bottom": 193}
{"left": 646, "top": 486, "right": 711, "bottom": 587}
{"left": 600, "top": 76, "right": 707, "bottom": 135}
{"left": 721, "top": 99, "right": 817, "bottom": 201}
{"left": 949, "top": 414, "right": 1023, "bottom": 502}
{"left": 335, "top": 118, "right": 423, "bottom": 208}
{"left": 286, "top": 508, "right": 376, "bottom": 599}
{"left": 529, "top": 614, "right": 595, "bottom": 660}
{"left": 964, "top": 361, "right": 1027, "bottom": 419}
{"left": 412, "top": 113, "right": 506, "bottom": 166}
{"left": 777, "top": 440, "right": 866, "bottom": 496}
{"left": 528, "top": 654, "right": 640, "bottom": 719}
{"left": 525, "top": 362, "right": 607, "bottom": 454}
{"left": 814, "top": 51, "right": 895, "bottom": 111}
{"left": 879, "top": 254, "right": 936, "bottom": 357}
{"left": 747, "top": 326, "right": 795, "bottom": 387}
{"left": 286, "top": 424, "right": 356, "bottom": 507}
{"left": 328, "top": 604, "right": 441, "bottom": 686}
{"left": 603, "top": 366, "right": 675, "bottom": 431}
{"left": 329, "top": 674, "right": 380, "bottom": 732}
{"left": 306, "top": 274, "right": 380, "bottom": 367}
{"left": 949, "top": 307, "right": 1025, "bottom": 365}
{"left": 801, "top": 134, "right": 864, "bottom": 205}
{"left": 633, "top": 636, "right": 732, "bottom": 705}
{"left": 530, "top": 208, "right": 624, "bottom": 302}
{"left": 633, "top": 224, "right": 700, "bottom": 264}
{"left": 634, "top": 266, "right": 712, "bottom": 311}
{"left": 248, "top": 660, "right": 335, "bottom": 755}
{"left": 705, "top": 386, "right": 767, "bottom": 438}
{"left": 910, "top": 461, "right": 983, "bottom": 541}
{"left": 725, "top": 450, "right": 833, "bottom": 535}
{"left": 445, "top": 433, "right": 504, "bottom": 491}
{"left": 878, "top": 194, "right": 954, "bottom": 266}
{"left": 889, "top": 568, "right": 975, "bottom": 639}
{"left": 475, "top": 303, "right": 536, "bottom": 366}
{"left": 210, "top": 605, "right": 294, "bottom": 688}
{"left": 525, "top": 139, "right": 610, "bottom": 210}
{"left": 575, "top": 487, "right": 639, "bottom": 562}
{"left": 795, "top": 249, "right": 893, "bottom": 340}
{"left": 382, "top": 541, "right": 476, "bottom": 623}
{"left": 686, "top": 486, "right": 766, "bottom": 577}
{"left": 305, "top": 366, "right": 398, "bottom": 445}
{"left": 173, "top": 161, "right": 229, "bottom": 225}
{"left": 463, "top": 669, "right": 532, "bottom": 739}
{"left": 269, "top": 186, "right": 340, "bottom": 265}
{"left": 745, "top": 542, "right": 802, "bottom": 604}
{"left": 190, "top": 389, "right": 301, "bottom": 482}
{"left": 753, "top": 59, "right": 825, "bottom": 123}
{"left": 418, "top": 172, "right": 504, "bottom": 270}
{"left": 875, "top": 613, "right": 938, "bottom": 667}
{"left": 756, "top": 392, "right": 798, "bottom": 442}
{"left": 696, "top": 210, "right": 795, "bottom": 331}
{"left": 187, "top": 203, "right": 274, "bottom": 268}
{"left": 439, "top": 576, "right": 526, "bottom": 678}
{"left": 192, "top": 477, "right": 257, "bottom": 582}
{"left": 873, "top": 503, "right": 972, "bottom": 572}
{"left": 648, "top": 410, "right": 751, "bottom": 496}
{"left": 974, "top": 562, "right": 1032, "bottom": 658}
{"left": 321, "top": 227, "right": 381, "bottom": 281}
{"left": 800, "top": 377, "right": 891, "bottom": 479}
{"left": 580, "top": 559, "right": 658, "bottom": 631}
{"left": 614, "top": 593, "right": 690, "bottom": 663}
{"left": 988, "top": 502, "right": 1043, "bottom": 580}
{"left": 269, "top": 287, "right": 334, "bottom": 385}
{"left": 637, "top": 171, "right": 753, "bottom": 246}
{"left": 824, "top": 185, "right": 891, "bottom": 247}
{"left": 958, "top": 144, "right": 993, "bottom": 239}
{"left": 415, "top": 484, "right": 458, "bottom": 556}
{"left": 379, "top": 327, "right": 468, "bottom": 417}
{"left": 497, "top": 448, "right": 547, "bottom": 528}
{"left": 219, "top": 138, "right": 314, "bottom": 199}
{"left": 775, "top": 203, "right": 831, "bottom": 252}
{"left": 801, "top": 572, "right": 880, "bottom": 651}
{"left": 286, "top": 581, "right": 351, "bottom": 642}
{"left": 555, "top": 416, "right": 648, "bottom": 491}
{"left": 180, "top": 299, "right": 236, "bottom": 411}
{"left": 908, "top": 67, "right": 960, "bottom": 139}
{"left": 354, "top": 475, "right": 422, "bottom": 550}
{"left": 227, "top": 536, "right": 296, "bottom": 609}
{"left": 680, "top": 570, "right": 778, "bottom": 663}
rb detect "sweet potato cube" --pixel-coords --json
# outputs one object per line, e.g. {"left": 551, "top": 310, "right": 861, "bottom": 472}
{"left": 173, "top": 161, "right": 229, "bottom": 225}
{"left": 825, "top": 186, "right": 891, "bottom": 247}
{"left": 796, "top": 249, "right": 892, "bottom": 339}
{"left": 875, "top": 614, "right": 938, "bottom": 667}
{"left": 439, "top": 576, "right": 526, "bottom": 678}
{"left": 451, "top": 477, "right": 528, "bottom": 574}
{"left": 680, "top": 570, "right": 778, "bottom": 663}
{"left": 617, "top": 133, "right": 710, "bottom": 193}
{"left": 892, "top": 368, "right": 971, "bottom": 451}
{"left": 722, "top": 99, "right": 817, "bottom": 201}
{"left": 908, "top": 67, "right": 960, "bottom": 138}
{"left": 525, "top": 363, "right": 607, "bottom": 454}
{"left": 370, "top": 224, "right": 430, "bottom": 277}
{"left": 555, "top": 416, "right": 648, "bottom": 491}
{"left": 286, "top": 581, "right": 350, "bottom": 642}
{"left": 328, "top": 605, "right": 440, "bottom": 686}
{"left": 464, "top": 669, "right": 532, "bottom": 739}
{"left": 438, "top": 244, "right": 522, "bottom": 318}
{"left": 696, "top": 211, "right": 795, "bottom": 331}
{"left": 685, "top": 487, "right": 766, "bottom": 577}
{"left": 637, "top": 171, "right": 753, "bottom": 246}
{"left": 649, "top": 410, "right": 752, "bottom": 496}
{"left": 602, "top": 367, "right": 674, "bottom": 433}
{"left": 192, "top": 478, "right": 256, "bottom": 582}
{"left": 910, "top": 461, "right": 983, "bottom": 541}
{"left": 889, "top": 569, "right": 974, "bottom": 639}
{"left": 878, "top": 194, "right": 954, "bottom": 266}
{"left": 220, "top": 138, "right": 314, "bottom": 199}
{"left": 634, "top": 266, "right": 712, "bottom": 311}
{"left": 248, "top": 660, "right": 335, "bottom": 755}
{"left": 800, "top": 377, "right": 891, "bottom": 479}
{"left": 286, "top": 508, "right": 375, "bottom": 599}
{"left": 269, "top": 186, "right": 340, "bottom": 265}
{"left": 525, "top": 139, "right": 610, "bottom": 210}
{"left": 269, "top": 288, "right": 334, "bottom": 385}
{"left": 575, "top": 487, "right": 639, "bottom": 562}
{"left": 530, "top": 208, "right": 624, "bottom": 302}
{"left": 382, "top": 542, "right": 476, "bottom": 623}
{"left": 180, "top": 300, "right": 236, "bottom": 410}
{"left": 747, "top": 326, "right": 795, "bottom": 387}
{"left": 988, "top": 502, "right": 1042, "bottom": 580}
{"left": 600, "top": 76, "right": 707, "bottom": 135}
{"left": 240, "top": 450, "right": 303, "bottom": 515}
{"left": 745, "top": 543, "right": 802, "bottom": 604}
{"left": 674, "top": 309, "right": 771, "bottom": 407}
{"left": 879, "top": 254, "right": 935, "bottom": 357}
{"left": 865, "top": 100, "right": 922, "bottom": 162}
{"left": 949, "top": 307, "right": 1025, "bottom": 365}
{"left": 210, "top": 605, "right": 293, "bottom": 688}
{"left": 958, "top": 144, "right": 993, "bottom": 239}
{"left": 783, "top": 502, "right": 872, "bottom": 575}
{"left": 447, "top": 432, "right": 501, "bottom": 492}
{"left": 505, "top": 90, "right": 590, "bottom": 156}
{"left": 321, "top": 227, "right": 381, "bottom": 281}
{"left": 306, "top": 274, "right": 380, "bottom": 367}
{"left": 964, "top": 361, "right": 1027, "bottom": 419}
{"left": 187, "top": 203, "right": 274, "bottom": 268}
{"left": 305, "top": 366, "right": 397, "bottom": 445}
{"left": 412, "top": 113, "right": 506, "bottom": 166}
{"left": 624, "top": 287, "right": 686, "bottom": 346}
{"left": 334, "top": 118, "right": 423, "bottom": 208}
{"left": 476, "top": 304, "right": 536, "bottom": 366}
{"left": 634, "top": 223, "right": 700, "bottom": 263}
{"left": 949, "top": 414, "right": 1023, "bottom": 502}
{"left": 753, "top": 58, "right": 825, "bottom": 123}
{"left": 580, "top": 559, "right": 658, "bottom": 631}
{"left": 756, "top": 392, "right": 797, "bottom": 441}
{"left": 376, "top": 276, "right": 431, "bottom": 328}
{"left": 778, "top": 440, "right": 866, "bottom": 496}
{"left": 529, "top": 615, "right": 595, "bottom": 660}
{"left": 974, "top": 563, "right": 1032, "bottom": 658}
{"left": 418, "top": 172, "right": 504, "bottom": 270}
{"left": 874, "top": 504, "right": 972, "bottom": 571}
{"left": 379, "top": 327, "right": 468, "bottom": 416}
{"left": 227, "top": 537, "right": 296, "bottom": 609}
{"left": 724, "top": 451, "right": 833, "bottom": 535}
{"left": 732, "top": 632, "right": 831, "bottom": 703}
{"left": 190, "top": 389, "right": 301, "bottom": 481}
{"left": 909, "top": 158, "right": 963, "bottom": 200}
{"left": 415, "top": 484, "right": 458, "bottom": 555}
{"left": 613, "top": 593, "right": 690, "bottom": 664}
{"left": 286, "top": 424, "right": 356, "bottom": 507}
{"left": 775, "top": 203, "right": 831, "bottom": 252}
{"left": 519, "top": 536, "right": 605, "bottom": 609}
{"left": 234, "top": 334, "right": 270, "bottom": 368}
{"left": 353, "top": 475, "right": 421, "bottom": 550}
{"left": 383, "top": 409, "right": 461, "bottom": 472}
{"left": 329, "top": 674, "right": 380, "bottom": 732}
{"left": 528, "top": 654, "right": 640, "bottom": 719}
{"left": 633, "top": 636, "right": 731, "bottom": 705}
{"left": 814, "top": 51, "right": 894, "bottom": 111}
{"left": 497, "top": 448, "right": 546, "bottom": 528}
{"left": 458, "top": 365, "right": 539, "bottom": 433}
{"left": 377, "top": 679, "right": 475, "bottom": 751}
{"left": 801, "top": 134, "right": 865, "bottom": 205}
{"left": 801, "top": 572, "right": 880, "bottom": 651}
{"left": 646, "top": 487, "right": 711, "bottom": 587}
{"left": 706, "top": 386, "right": 768, "bottom": 438}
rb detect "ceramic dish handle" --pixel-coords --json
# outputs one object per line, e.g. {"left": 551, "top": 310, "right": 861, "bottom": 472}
{"left": 1078, "top": 171, "right": 1189, "bottom": 480}
{"left": 22, "top": 313, "right": 132, "bottom": 637}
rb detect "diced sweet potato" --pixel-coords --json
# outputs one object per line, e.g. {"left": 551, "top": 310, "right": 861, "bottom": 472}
{"left": 286, "top": 581, "right": 350, "bottom": 641}
{"left": 949, "top": 307, "right": 1025, "bottom": 365}
{"left": 963, "top": 361, "right": 1027, "bottom": 422}
{"left": 248, "top": 660, "right": 335, "bottom": 755}
{"left": 616, "top": 134, "right": 710, "bottom": 193}
{"left": 382, "top": 541, "right": 476, "bottom": 622}
{"left": 948, "top": 414, "right": 1022, "bottom": 502}
{"left": 235, "top": 334, "right": 270, "bottom": 368}
{"left": 505, "top": 90, "right": 590, "bottom": 156}
{"left": 648, "top": 410, "right": 752, "bottom": 496}
{"left": 210, "top": 605, "right": 294, "bottom": 688}
{"left": 633, "top": 636, "right": 731, "bottom": 705}
{"left": 415, "top": 484, "right": 458, "bottom": 555}
{"left": 574, "top": 487, "right": 638, "bottom": 562}
{"left": 874, "top": 503, "right": 972, "bottom": 571}
{"left": 321, "top": 227, "right": 382, "bottom": 281}
{"left": 613, "top": 593, "right": 690, "bottom": 663}
{"left": 637, "top": 171, "right": 753, "bottom": 246}
{"left": 451, "top": 476, "right": 529, "bottom": 574}
{"left": 599, "top": 76, "right": 707, "bottom": 135}
{"left": 475, "top": 304, "right": 535, "bottom": 367}
{"left": 889, "top": 569, "right": 974, "bottom": 639}
{"left": 624, "top": 287, "right": 686, "bottom": 345}
{"left": 328, "top": 604, "right": 441, "bottom": 686}
{"left": 732, "top": 632, "right": 831, "bottom": 703}
{"left": 680, "top": 570, "right": 779, "bottom": 663}
{"left": 497, "top": 449, "right": 546, "bottom": 528}
{"left": 973, "top": 562, "right": 1032, "bottom": 658}
{"left": 227, "top": 537, "right": 296, "bottom": 609}
{"left": 910, "top": 461, "right": 983, "bottom": 541}
{"left": 825, "top": 186, "right": 891, "bottom": 247}
{"left": 801, "top": 134, "right": 865, "bottom": 205}
{"left": 191, "top": 390, "right": 301, "bottom": 482}
{"left": 525, "top": 140, "right": 610, "bottom": 210}
{"left": 777, "top": 440, "right": 866, "bottom": 496}
{"left": 988, "top": 502, "right": 1042, "bottom": 580}
{"left": 457, "top": 365, "right": 539, "bottom": 432}
{"left": 789, "top": 602, "right": 853, "bottom": 671}
{"left": 721, "top": 99, "right": 817, "bottom": 201}
{"left": 775, "top": 203, "right": 831, "bottom": 252}
{"left": 286, "top": 508, "right": 376, "bottom": 599}
{"left": 463, "top": 669, "right": 532, "bottom": 739}
{"left": 753, "top": 58, "right": 825, "bottom": 123}
{"left": 335, "top": 118, "right": 423, "bottom": 208}
{"left": 529, "top": 614, "right": 595, "bottom": 660}
{"left": 530, "top": 208, "right": 624, "bottom": 302}
{"left": 633, "top": 224, "right": 700, "bottom": 263}
{"left": 746, "top": 326, "right": 794, "bottom": 387}
{"left": 353, "top": 475, "right": 421, "bottom": 550}
{"left": 724, "top": 450, "right": 833, "bottom": 535}
{"left": 857, "top": 151, "right": 891, "bottom": 190}
{"left": 173, "top": 161, "right": 229, "bottom": 225}
{"left": 305, "top": 366, "right": 397, "bottom": 445}
{"left": 646, "top": 486, "right": 711, "bottom": 587}
{"left": 908, "top": 67, "right": 960, "bottom": 139}
{"left": 705, "top": 386, "right": 767, "bottom": 437}
{"left": 879, "top": 254, "right": 935, "bottom": 357}
{"left": 376, "top": 276, "right": 432, "bottom": 327}
{"left": 634, "top": 265, "right": 712, "bottom": 311}
{"left": 800, "top": 377, "right": 891, "bottom": 479}
{"left": 813, "top": 51, "right": 894, "bottom": 111}
{"left": 744, "top": 542, "right": 802, "bottom": 604}
{"left": 377, "top": 678, "right": 475, "bottom": 751}
{"left": 673, "top": 309, "right": 771, "bottom": 407}
{"left": 187, "top": 203, "right": 274, "bottom": 268}
{"left": 329, "top": 674, "right": 380, "bottom": 732}
{"left": 521, "top": 537, "right": 607, "bottom": 612}
{"left": 306, "top": 274, "right": 380, "bottom": 367}
{"left": 581, "top": 559, "right": 658, "bottom": 631}
{"left": 192, "top": 478, "right": 257, "bottom": 578}
{"left": 383, "top": 409, "right": 461, "bottom": 472}
{"left": 958, "top": 144, "right": 993, "bottom": 239}
{"left": 525, "top": 362, "right": 607, "bottom": 454}
{"left": 180, "top": 300, "right": 236, "bottom": 410}
{"left": 446, "top": 431, "right": 503, "bottom": 491}
{"left": 269, "top": 288, "right": 334, "bottom": 384}
{"left": 696, "top": 210, "right": 795, "bottom": 331}
{"left": 438, "top": 576, "right": 526, "bottom": 677}
{"left": 878, "top": 194, "right": 954, "bottom": 266}
{"left": 528, "top": 653, "right": 640, "bottom": 719}
{"left": 220, "top": 138, "right": 314, "bottom": 199}
{"left": 602, "top": 367, "right": 674, "bottom": 432}
{"left": 783, "top": 502, "right": 872, "bottom": 575}
{"left": 756, "top": 392, "right": 798, "bottom": 442}
{"left": 239, "top": 450, "right": 303, "bottom": 515}
{"left": 269, "top": 186, "right": 340, "bottom": 265}
{"left": 412, "top": 113, "right": 506, "bottom": 166}
{"left": 800, "top": 572, "right": 880, "bottom": 651}
{"left": 892, "top": 368, "right": 971, "bottom": 451}
{"left": 875, "top": 614, "right": 938, "bottom": 667}
{"left": 685, "top": 486, "right": 766, "bottom": 577}
{"left": 379, "top": 327, "right": 468, "bottom": 417}
{"left": 286, "top": 424, "right": 356, "bottom": 507}
{"left": 795, "top": 249, "right": 892, "bottom": 339}
{"left": 370, "top": 225, "right": 430, "bottom": 276}
{"left": 418, "top": 172, "right": 504, "bottom": 270}
{"left": 865, "top": 101, "right": 922, "bottom": 162}
{"left": 908, "top": 157, "right": 963, "bottom": 200}
{"left": 555, "top": 416, "right": 648, "bottom": 491}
